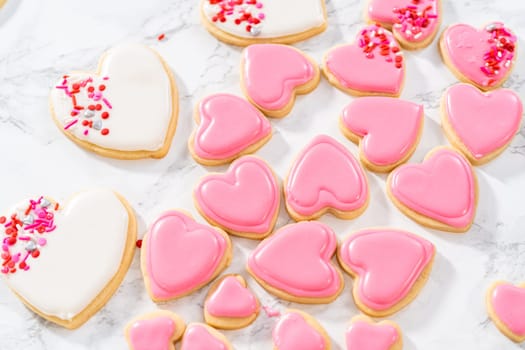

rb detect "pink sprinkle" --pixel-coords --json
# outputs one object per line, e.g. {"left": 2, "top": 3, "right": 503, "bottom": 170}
{"left": 102, "top": 98, "right": 112, "bottom": 109}
{"left": 258, "top": 13, "right": 265, "bottom": 20}
{"left": 103, "top": 77, "right": 109, "bottom": 80}
{"left": 64, "top": 119, "right": 78, "bottom": 130}
{"left": 256, "top": 2, "right": 263, "bottom": 8}
{"left": 84, "top": 130, "right": 89, "bottom": 136}
{"left": 37, "top": 238, "right": 47, "bottom": 246}
{"left": 1, "top": 267, "right": 8, "bottom": 274}
{"left": 88, "top": 93, "right": 94, "bottom": 98}
{"left": 18, "top": 236, "right": 30, "bottom": 241}
{"left": 2, "top": 245, "right": 8, "bottom": 251}
{"left": 21, "top": 252, "right": 29, "bottom": 263}
{"left": 55, "top": 85, "right": 68, "bottom": 89}
{"left": 11, "top": 254, "right": 20, "bottom": 263}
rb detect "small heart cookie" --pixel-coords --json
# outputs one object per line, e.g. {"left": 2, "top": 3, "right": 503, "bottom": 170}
{"left": 241, "top": 44, "right": 321, "bottom": 118}
{"left": 247, "top": 221, "right": 344, "bottom": 304}
{"left": 125, "top": 311, "right": 186, "bottom": 350}
{"left": 200, "top": 0, "right": 328, "bottom": 46}
{"left": 441, "top": 83, "right": 523, "bottom": 165}
{"left": 204, "top": 274, "right": 260, "bottom": 330}
{"left": 273, "top": 310, "right": 331, "bottom": 350}
{"left": 50, "top": 44, "right": 178, "bottom": 159}
{"left": 346, "top": 315, "right": 402, "bottom": 350}
{"left": 338, "top": 228, "right": 435, "bottom": 317}
{"left": 440, "top": 22, "right": 518, "bottom": 90}
{"left": 284, "top": 135, "right": 369, "bottom": 221}
{"left": 141, "top": 210, "right": 232, "bottom": 302}
{"left": 340, "top": 97, "right": 424, "bottom": 172}
{"left": 189, "top": 93, "right": 272, "bottom": 165}
{"left": 1, "top": 189, "right": 137, "bottom": 329}
{"left": 323, "top": 24, "right": 405, "bottom": 97}
{"left": 180, "top": 323, "right": 233, "bottom": 350}
{"left": 487, "top": 282, "right": 525, "bottom": 343}
{"left": 387, "top": 147, "right": 478, "bottom": 232}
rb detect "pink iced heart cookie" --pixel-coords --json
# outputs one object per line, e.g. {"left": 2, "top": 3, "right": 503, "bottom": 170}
{"left": 241, "top": 44, "right": 320, "bottom": 118}
{"left": 273, "top": 310, "right": 330, "bottom": 350}
{"left": 180, "top": 323, "right": 232, "bottom": 350}
{"left": 340, "top": 97, "right": 424, "bottom": 172}
{"left": 387, "top": 147, "right": 477, "bottom": 232}
{"left": 125, "top": 311, "right": 186, "bottom": 350}
{"left": 141, "top": 210, "right": 232, "bottom": 302}
{"left": 189, "top": 93, "right": 272, "bottom": 165}
{"left": 487, "top": 282, "right": 525, "bottom": 343}
{"left": 247, "top": 221, "right": 344, "bottom": 303}
{"left": 440, "top": 22, "right": 518, "bottom": 90}
{"left": 346, "top": 315, "right": 402, "bottom": 350}
{"left": 323, "top": 24, "right": 405, "bottom": 97}
{"left": 367, "top": 0, "right": 441, "bottom": 49}
{"left": 338, "top": 228, "right": 435, "bottom": 317}
{"left": 284, "top": 135, "right": 369, "bottom": 221}
{"left": 194, "top": 156, "right": 280, "bottom": 239}
{"left": 204, "top": 274, "right": 260, "bottom": 330}
{"left": 442, "top": 83, "right": 523, "bottom": 165}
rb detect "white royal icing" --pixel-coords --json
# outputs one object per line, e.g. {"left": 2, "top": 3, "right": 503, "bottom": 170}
{"left": 202, "top": 0, "right": 326, "bottom": 39}
{"left": 50, "top": 44, "right": 173, "bottom": 152}
{"left": 4, "top": 189, "right": 129, "bottom": 321}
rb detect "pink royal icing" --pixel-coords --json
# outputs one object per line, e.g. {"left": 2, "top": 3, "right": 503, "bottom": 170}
{"left": 490, "top": 283, "right": 525, "bottom": 337}
{"left": 389, "top": 148, "right": 476, "bottom": 229}
{"left": 129, "top": 317, "right": 176, "bottom": 350}
{"left": 242, "top": 44, "right": 316, "bottom": 111}
{"left": 341, "top": 97, "right": 423, "bottom": 166}
{"left": 346, "top": 320, "right": 399, "bottom": 350}
{"left": 339, "top": 229, "right": 434, "bottom": 311}
{"left": 181, "top": 324, "right": 228, "bottom": 350}
{"left": 442, "top": 23, "right": 517, "bottom": 89}
{"left": 324, "top": 25, "right": 404, "bottom": 95}
{"left": 273, "top": 312, "right": 327, "bottom": 350}
{"left": 193, "top": 94, "right": 271, "bottom": 160}
{"left": 194, "top": 156, "right": 279, "bottom": 236}
{"left": 444, "top": 83, "right": 522, "bottom": 160}
{"left": 248, "top": 221, "right": 342, "bottom": 299}
{"left": 285, "top": 135, "right": 368, "bottom": 217}
{"left": 144, "top": 211, "right": 229, "bottom": 300}
{"left": 206, "top": 276, "right": 258, "bottom": 318}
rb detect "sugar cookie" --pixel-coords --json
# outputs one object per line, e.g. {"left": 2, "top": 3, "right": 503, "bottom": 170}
{"left": 346, "top": 315, "right": 402, "bottom": 350}
{"left": 125, "top": 310, "right": 185, "bottom": 350}
{"left": 487, "top": 281, "right": 525, "bottom": 343}
{"left": 273, "top": 310, "right": 331, "bottom": 350}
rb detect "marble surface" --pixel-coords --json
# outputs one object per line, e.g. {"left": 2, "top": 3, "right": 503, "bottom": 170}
{"left": 0, "top": 0, "right": 524, "bottom": 349}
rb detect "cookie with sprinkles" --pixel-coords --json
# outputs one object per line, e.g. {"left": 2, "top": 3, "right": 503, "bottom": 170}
{"left": 1, "top": 189, "right": 137, "bottom": 329}
{"left": 200, "top": 0, "right": 328, "bottom": 46}
{"left": 50, "top": 44, "right": 178, "bottom": 159}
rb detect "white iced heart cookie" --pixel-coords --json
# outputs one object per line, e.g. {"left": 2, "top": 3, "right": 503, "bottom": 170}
{"left": 1, "top": 189, "right": 137, "bottom": 329}
{"left": 50, "top": 44, "right": 178, "bottom": 159}
{"left": 200, "top": 0, "right": 327, "bottom": 46}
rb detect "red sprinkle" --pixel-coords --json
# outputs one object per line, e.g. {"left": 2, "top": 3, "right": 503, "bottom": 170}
{"left": 136, "top": 239, "right": 143, "bottom": 248}
{"left": 101, "top": 112, "right": 109, "bottom": 119}
{"left": 0, "top": 216, "right": 5, "bottom": 224}
{"left": 98, "top": 84, "right": 106, "bottom": 91}
{"left": 31, "top": 250, "right": 40, "bottom": 258}
{"left": 101, "top": 128, "right": 110, "bottom": 136}
{"left": 157, "top": 33, "right": 165, "bottom": 41}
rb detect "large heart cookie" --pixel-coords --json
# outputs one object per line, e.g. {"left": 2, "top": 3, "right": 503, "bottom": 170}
{"left": 180, "top": 323, "right": 233, "bottom": 350}
{"left": 284, "top": 135, "right": 369, "bottom": 221}
{"left": 141, "top": 210, "right": 231, "bottom": 302}
{"left": 487, "top": 282, "right": 525, "bottom": 343}
{"left": 1, "top": 189, "right": 136, "bottom": 329}
{"left": 273, "top": 310, "right": 330, "bottom": 350}
{"left": 338, "top": 228, "right": 435, "bottom": 317}
{"left": 387, "top": 147, "right": 477, "bottom": 232}
{"left": 323, "top": 24, "right": 405, "bottom": 97}
{"left": 247, "top": 221, "right": 343, "bottom": 304}
{"left": 340, "top": 97, "right": 424, "bottom": 172}
{"left": 194, "top": 156, "right": 280, "bottom": 239}
{"left": 125, "top": 311, "right": 186, "bottom": 350}
{"left": 241, "top": 44, "right": 321, "bottom": 118}
{"left": 440, "top": 22, "right": 517, "bottom": 90}
{"left": 366, "top": 0, "right": 441, "bottom": 49}
{"left": 442, "top": 83, "right": 523, "bottom": 165}
{"left": 200, "top": 0, "right": 327, "bottom": 46}
{"left": 346, "top": 315, "right": 402, "bottom": 350}
{"left": 50, "top": 44, "right": 178, "bottom": 159}
{"left": 189, "top": 93, "right": 272, "bottom": 165}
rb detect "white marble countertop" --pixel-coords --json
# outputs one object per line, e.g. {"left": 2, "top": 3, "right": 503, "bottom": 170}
{"left": 0, "top": 0, "right": 524, "bottom": 349}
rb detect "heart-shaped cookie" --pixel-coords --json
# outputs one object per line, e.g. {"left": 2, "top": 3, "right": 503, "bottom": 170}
{"left": 440, "top": 22, "right": 517, "bottom": 90}
{"left": 194, "top": 156, "right": 280, "bottom": 239}
{"left": 338, "top": 228, "right": 435, "bottom": 317}
{"left": 141, "top": 210, "right": 231, "bottom": 302}
{"left": 441, "top": 83, "right": 523, "bottom": 165}
{"left": 323, "top": 24, "right": 405, "bottom": 97}
{"left": 50, "top": 44, "right": 178, "bottom": 159}
{"left": 340, "top": 97, "right": 424, "bottom": 172}
{"left": 487, "top": 282, "right": 525, "bottom": 343}
{"left": 273, "top": 310, "right": 330, "bottom": 350}
{"left": 189, "top": 93, "right": 272, "bottom": 165}
{"left": 125, "top": 311, "right": 186, "bottom": 350}
{"left": 366, "top": 0, "right": 441, "bottom": 49}
{"left": 200, "top": 0, "right": 327, "bottom": 46}
{"left": 284, "top": 135, "right": 369, "bottom": 221}
{"left": 387, "top": 147, "right": 477, "bottom": 232}
{"left": 204, "top": 274, "right": 260, "bottom": 330}
{"left": 1, "top": 189, "right": 136, "bottom": 329}
{"left": 180, "top": 323, "right": 233, "bottom": 350}
{"left": 346, "top": 315, "right": 402, "bottom": 350}
{"left": 241, "top": 44, "right": 321, "bottom": 118}
{"left": 247, "top": 221, "right": 343, "bottom": 303}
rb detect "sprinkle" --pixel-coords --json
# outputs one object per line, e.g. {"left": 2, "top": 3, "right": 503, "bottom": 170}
{"left": 84, "top": 130, "right": 89, "bottom": 136}
{"left": 101, "top": 128, "right": 109, "bottom": 136}
{"left": 157, "top": 33, "right": 165, "bottom": 41}
{"left": 102, "top": 98, "right": 112, "bottom": 109}
{"left": 136, "top": 239, "right": 143, "bottom": 248}
{"left": 63, "top": 119, "right": 78, "bottom": 130}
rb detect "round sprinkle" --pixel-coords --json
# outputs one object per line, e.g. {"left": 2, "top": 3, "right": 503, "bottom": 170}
{"left": 101, "top": 112, "right": 109, "bottom": 119}
{"left": 136, "top": 239, "right": 143, "bottom": 248}
{"left": 98, "top": 84, "right": 106, "bottom": 91}
{"left": 101, "top": 128, "right": 110, "bottom": 136}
